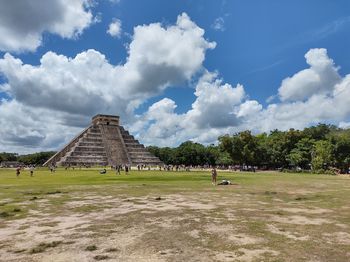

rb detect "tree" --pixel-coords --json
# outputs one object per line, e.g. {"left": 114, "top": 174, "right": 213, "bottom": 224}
{"left": 303, "top": 124, "right": 337, "bottom": 140}
{"left": 332, "top": 133, "right": 350, "bottom": 173}
{"left": 175, "top": 141, "right": 207, "bottom": 166}
{"left": 219, "top": 131, "right": 260, "bottom": 166}
{"left": 0, "top": 152, "right": 18, "bottom": 162}
{"left": 286, "top": 138, "right": 315, "bottom": 169}
{"left": 266, "top": 129, "right": 304, "bottom": 168}
{"left": 311, "top": 140, "right": 334, "bottom": 171}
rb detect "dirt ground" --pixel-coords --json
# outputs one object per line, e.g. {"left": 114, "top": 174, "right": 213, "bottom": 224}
{"left": 0, "top": 170, "right": 349, "bottom": 261}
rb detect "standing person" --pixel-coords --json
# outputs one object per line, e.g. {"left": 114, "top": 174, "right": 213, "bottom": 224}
{"left": 125, "top": 164, "right": 129, "bottom": 175}
{"left": 16, "top": 166, "right": 21, "bottom": 177}
{"left": 211, "top": 166, "right": 217, "bottom": 186}
{"left": 116, "top": 165, "right": 121, "bottom": 175}
{"left": 29, "top": 166, "right": 34, "bottom": 177}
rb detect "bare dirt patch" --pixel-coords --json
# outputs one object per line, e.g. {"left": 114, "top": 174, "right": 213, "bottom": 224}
{"left": 214, "top": 248, "right": 280, "bottom": 261}
{"left": 270, "top": 215, "right": 332, "bottom": 225}
{"left": 267, "top": 224, "right": 310, "bottom": 241}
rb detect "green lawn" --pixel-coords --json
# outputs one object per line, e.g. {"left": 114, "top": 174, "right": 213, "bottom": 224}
{"left": 0, "top": 168, "right": 349, "bottom": 261}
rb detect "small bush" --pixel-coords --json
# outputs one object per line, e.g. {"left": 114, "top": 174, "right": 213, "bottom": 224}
{"left": 46, "top": 190, "right": 62, "bottom": 195}
{"left": 94, "top": 255, "right": 109, "bottom": 260}
{"left": 29, "top": 241, "right": 62, "bottom": 254}
{"left": 85, "top": 245, "right": 97, "bottom": 251}
{"left": 0, "top": 211, "right": 11, "bottom": 218}
{"left": 105, "top": 247, "right": 119, "bottom": 252}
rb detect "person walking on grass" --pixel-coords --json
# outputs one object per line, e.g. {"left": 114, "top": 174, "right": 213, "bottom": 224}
{"left": 116, "top": 164, "right": 121, "bottom": 175}
{"left": 16, "top": 166, "right": 21, "bottom": 177}
{"left": 125, "top": 164, "right": 129, "bottom": 175}
{"left": 211, "top": 166, "right": 217, "bottom": 186}
{"left": 29, "top": 166, "right": 34, "bottom": 177}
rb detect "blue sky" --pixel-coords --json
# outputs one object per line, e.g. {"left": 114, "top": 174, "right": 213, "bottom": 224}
{"left": 0, "top": 0, "right": 350, "bottom": 153}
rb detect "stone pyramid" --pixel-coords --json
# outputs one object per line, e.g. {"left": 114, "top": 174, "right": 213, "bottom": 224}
{"left": 44, "top": 114, "right": 163, "bottom": 167}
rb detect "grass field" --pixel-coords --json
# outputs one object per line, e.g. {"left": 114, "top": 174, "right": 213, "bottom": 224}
{"left": 0, "top": 168, "right": 349, "bottom": 262}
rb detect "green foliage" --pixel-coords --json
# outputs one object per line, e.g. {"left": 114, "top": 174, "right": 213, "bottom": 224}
{"left": 17, "top": 151, "right": 56, "bottom": 165}
{"left": 331, "top": 130, "right": 350, "bottom": 173}
{"left": 311, "top": 140, "right": 334, "bottom": 171}
{"left": 287, "top": 138, "right": 315, "bottom": 169}
{"left": 148, "top": 141, "right": 220, "bottom": 166}
{"left": 0, "top": 152, "right": 18, "bottom": 161}
{"left": 217, "top": 124, "right": 350, "bottom": 173}
{"left": 0, "top": 151, "right": 55, "bottom": 165}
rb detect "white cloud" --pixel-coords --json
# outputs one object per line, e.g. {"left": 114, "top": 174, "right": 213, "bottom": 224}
{"left": 107, "top": 18, "right": 122, "bottom": 38}
{"left": 278, "top": 48, "right": 341, "bottom": 101}
{"left": 0, "top": 99, "right": 82, "bottom": 153}
{"left": 185, "top": 71, "right": 245, "bottom": 128}
{"left": 131, "top": 71, "right": 261, "bottom": 146}
{"left": 237, "top": 100, "right": 262, "bottom": 118}
{"left": 0, "top": 0, "right": 94, "bottom": 52}
{"left": 339, "top": 121, "right": 350, "bottom": 129}
{"left": 0, "top": 13, "right": 216, "bottom": 152}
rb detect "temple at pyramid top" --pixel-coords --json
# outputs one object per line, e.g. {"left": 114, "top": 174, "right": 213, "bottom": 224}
{"left": 44, "top": 114, "right": 163, "bottom": 167}
{"left": 92, "top": 114, "right": 120, "bottom": 126}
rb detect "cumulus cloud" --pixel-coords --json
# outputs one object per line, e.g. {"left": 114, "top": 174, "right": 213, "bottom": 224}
{"left": 0, "top": 99, "right": 82, "bottom": 153}
{"left": 0, "top": 0, "right": 94, "bottom": 52}
{"left": 249, "top": 64, "right": 350, "bottom": 133}
{"left": 107, "top": 18, "right": 122, "bottom": 38}
{"left": 278, "top": 48, "right": 341, "bottom": 101}
{"left": 130, "top": 71, "right": 261, "bottom": 146}
{"left": 185, "top": 71, "right": 245, "bottom": 128}
{"left": 0, "top": 13, "right": 216, "bottom": 152}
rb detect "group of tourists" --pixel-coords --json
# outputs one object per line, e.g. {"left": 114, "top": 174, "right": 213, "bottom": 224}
{"left": 14, "top": 163, "right": 228, "bottom": 186}
{"left": 15, "top": 165, "right": 35, "bottom": 177}
{"left": 113, "top": 164, "right": 129, "bottom": 175}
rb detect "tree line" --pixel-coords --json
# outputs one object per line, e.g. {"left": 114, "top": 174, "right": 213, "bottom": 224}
{"left": 148, "top": 124, "right": 350, "bottom": 174}
{"left": 0, "top": 151, "right": 56, "bottom": 166}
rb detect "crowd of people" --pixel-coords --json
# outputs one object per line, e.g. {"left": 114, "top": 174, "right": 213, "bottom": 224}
{"left": 13, "top": 163, "right": 234, "bottom": 186}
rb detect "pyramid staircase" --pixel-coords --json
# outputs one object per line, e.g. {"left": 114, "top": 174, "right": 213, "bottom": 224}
{"left": 43, "top": 115, "right": 163, "bottom": 167}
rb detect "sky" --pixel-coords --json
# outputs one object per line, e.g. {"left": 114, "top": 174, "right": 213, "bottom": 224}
{"left": 1, "top": 0, "right": 350, "bottom": 153}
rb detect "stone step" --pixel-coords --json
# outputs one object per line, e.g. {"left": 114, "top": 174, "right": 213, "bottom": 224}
{"left": 74, "top": 146, "right": 105, "bottom": 152}
{"left": 123, "top": 138, "right": 139, "bottom": 143}
{"left": 121, "top": 134, "right": 134, "bottom": 140}
{"left": 124, "top": 141, "right": 144, "bottom": 148}
{"left": 124, "top": 143, "right": 144, "bottom": 148}
{"left": 128, "top": 152, "right": 153, "bottom": 158}
{"left": 78, "top": 142, "right": 104, "bottom": 147}
{"left": 70, "top": 151, "right": 107, "bottom": 157}
{"left": 63, "top": 161, "right": 107, "bottom": 166}
{"left": 66, "top": 156, "right": 107, "bottom": 160}
{"left": 82, "top": 137, "right": 103, "bottom": 143}
{"left": 85, "top": 133, "right": 102, "bottom": 138}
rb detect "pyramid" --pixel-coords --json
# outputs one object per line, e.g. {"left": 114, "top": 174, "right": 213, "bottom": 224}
{"left": 43, "top": 114, "right": 163, "bottom": 167}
